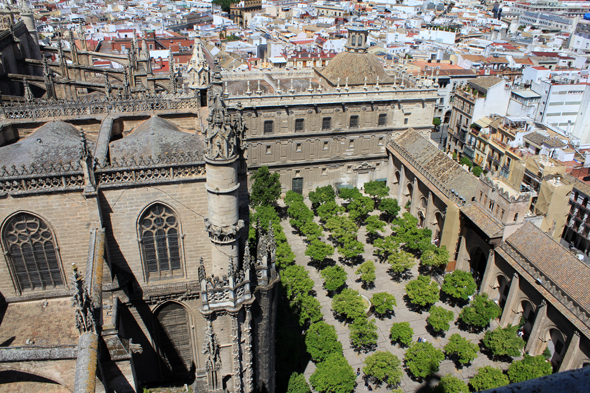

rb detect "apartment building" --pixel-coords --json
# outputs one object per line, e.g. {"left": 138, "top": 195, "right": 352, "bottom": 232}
{"left": 447, "top": 76, "right": 511, "bottom": 158}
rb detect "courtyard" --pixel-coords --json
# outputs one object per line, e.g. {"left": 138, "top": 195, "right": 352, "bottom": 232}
{"left": 276, "top": 192, "right": 521, "bottom": 392}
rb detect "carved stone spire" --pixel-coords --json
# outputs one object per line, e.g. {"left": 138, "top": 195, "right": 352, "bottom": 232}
{"left": 71, "top": 263, "right": 96, "bottom": 334}
{"left": 205, "top": 93, "right": 239, "bottom": 161}
{"left": 104, "top": 73, "right": 111, "bottom": 98}
{"left": 123, "top": 66, "right": 130, "bottom": 96}
{"left": 23, "top": 79, "right": 33, "bottom": 102}
{"left": 169, "top": 53, "right": 176, "bottom": 94}
{"left": 243, "top": 239, "right": 251, "bottom": 270}
{"left": 42, "top": 57, "right": 55, "bottom": 100}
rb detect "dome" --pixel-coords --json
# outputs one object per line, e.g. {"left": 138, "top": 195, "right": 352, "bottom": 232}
{"left": 317, "top": 51, "right": 393, "bottom": 86}
{"left": 0, "top": 121, "right": 90, "bottom": 168}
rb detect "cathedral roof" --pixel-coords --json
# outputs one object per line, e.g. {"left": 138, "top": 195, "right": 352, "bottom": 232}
{"left": 317, "top": 51, "right": 393, "bottom": 86}
{"left": 391, "top": 130, "right": 479, "bottom": 201}
{"left": 0, "top": 121, "right": 91, "bottom": 168}
{"left": 109, "top": 116, "right": 205, "bottom": 161}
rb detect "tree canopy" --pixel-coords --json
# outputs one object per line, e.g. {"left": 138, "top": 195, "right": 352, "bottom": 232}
{"left": 306, "top": 239, "right": 334, "bottom": 263}
{"left": 507, "top": 354, "right": 552, "bottom": 383}
{"left": 349, "top": 317, "right": 378, "bottom": 351}
{"left": 338, "top": 239, "right": 365, "bottom": 262}
{"left": 212, "top": 0, "right": 238, "bottom": 12}
{"left": 371, "top": 292, "right": 397, "bottom": 316}
{"left": 482, "top": 324, "right": 526, "bottom": 358}
{"left": 364, "top": 180, "right": 390, "bottom": 202}
{"left": 388, "top": 250, "right": 416, "bottom": 278}
{"left": 332, "top": 288, "right": 366, "bottom": 321}
{"left": 288, "top": 201, "right": 315, "bottom": 231}
{"left": 469, "top": 366, "right": 510, "bottom": 391}
{"left": 459, "top": 293, "right": 502, "bottom": 329}
{"left": 356, "top": 261, "right": 376, "bottom": 287}
{"left": 250, "top": 166, "right": 281, "bottom": 207}
{"left": 309, "top": 185, "right": 336, "bottom": 209}
{"left": 347, "top": 196, "right": 375, "bottom": 225}
{"left": 282, "top": 265, "right": 314, "bottom": 299}
{"left": 427, "top": 306, "right": 455, "bottom": 333}
{"left": 378, "top": 198, "right": 401, "bottom": 223}
{"left": 287, "top": 372, "right": 311, "bottom": 393}
{"left": 443, "top": 333, "right": 479, "bottom": 366}
{"left": 441, "top": 270, "right": 477, "bottom": 301}
{"left": 432, "top": 374, "right": 469, "bottom": 393}
{"left": 363, "top": 351, "right": 403, "bottom": 387}
{"left": 389, "top": 322, "right": 413, "bottom": 347}
{"left": 305, "top": 321, "right": 343, "bottom": 362}
{"left": 321, "top": 265, "right": 348, "bottom": 292}
{"left": 374, "top": 235, "right": 399, "bottom": 263}
{"left": 365, "top": 215, "right": 386, "bottom": 236}
{"left": 292, "top": 295, "right": 323, "bottom": 326}
{"left": 392, "top": 212, "right": 433, "bottom": 254}
{"left": 285, "top": 190, "right": 304, "bottom": 206}
{"left": 404, "top": 341, "right": 445, "bottom": 379}
{"left": 420, "top": 246, "right": 450, "bottom": 271}
{"left": 309, "top": 352, "right": 356, "bottom": 393}
{"left": 339, "top": 187, "right": 362, "bottom": 202}
{"left": 317, "top": 201, "right": 344, "bottom": 223}
{"left": 405, "top": 275, "right": 440, "bottom": 308}
{"left": 326, "top": 216, "right": 357, "bottom": 245}
{"left": 301, "top": 221, "right": 323, "bottom": 239}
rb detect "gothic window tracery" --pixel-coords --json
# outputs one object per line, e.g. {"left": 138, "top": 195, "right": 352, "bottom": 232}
{"left": 2, "top": 213, "right": 64, "bottom": 292}
{"left": 139, "top": 204, "right": 183, "bottom": 280}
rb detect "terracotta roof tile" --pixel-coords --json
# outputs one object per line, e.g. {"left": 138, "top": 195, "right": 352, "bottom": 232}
{"left": 505, "top": 222, "right": 590, "bottom": 315}
{"left": 461, "top": 203, "right": 504, "bottom": 238}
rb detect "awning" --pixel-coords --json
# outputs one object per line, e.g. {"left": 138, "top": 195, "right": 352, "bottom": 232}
{"left": 269, "top": 57, "right": 287, "bottom": 64}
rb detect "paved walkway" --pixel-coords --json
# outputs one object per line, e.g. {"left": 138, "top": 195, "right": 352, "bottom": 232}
{"left": 280, "top": 201, "right": 510, "bottom": 392}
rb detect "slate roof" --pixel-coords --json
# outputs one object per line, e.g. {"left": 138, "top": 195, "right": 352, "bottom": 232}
{"left": 524, "top": 132, "right": 548, "bottom": 146}
{"left": 461, "top": 203, "right": 504, "bottom": 238}
{"left": 504, "top": 222, "right": 590, "bottom": 314}
{"left": 0, "top": 121, "right": 92, "bottom": 168}
{"left": 317, "top": 51, "right": 393, "bottom": 86}
{"left": 109, "top": 116, "right": 205, "bottom": 161}
{"left": 468, "top": 76, "right": 503, "bottom": 92}
{"left": 392, "top": 130, "right": 479, "bottom": 201}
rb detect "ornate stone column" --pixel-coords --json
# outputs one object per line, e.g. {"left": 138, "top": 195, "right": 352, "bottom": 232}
{"left": 500, "top": 273, "right": 520, "bottom": 327}
{"left": 397, "top": 164, "right": 406, "bottom": 203}
{"left": 231, "top": 312, "right": 242, "bottom": 393}
{"left": 204, "top": 92, "right": 244, "bottom": 277}
{"left": 559, "top": 331, "right": 581, "bottom": 372}
{"left": 526, "top": 300, "right": 548, "bottom": 355}
{"left": 243, "top": 306, "right": 253, "bottom": 393}
{"left": 479, "top": 249, "right": 495, "bottom": 296}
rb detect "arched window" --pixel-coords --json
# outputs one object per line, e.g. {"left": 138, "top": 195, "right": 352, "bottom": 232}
{"left": 2, "top": 213, "right": 63, "bottom": 291}
{"left": 139, "top": 204, "right": 183, "bottom": 280}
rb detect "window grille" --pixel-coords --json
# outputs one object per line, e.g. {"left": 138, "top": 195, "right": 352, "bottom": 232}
{"left": 349, "top": 115, "right": 359, "bottom": 128}
{"left": 322, "top": 117, "right": 331, "bottom": 130}
{"left": 3, "top": 214, "right": 63, "bottom": 291}
{"left": 295, "top": 118, "right": 304, "bottom": 132}
{"left": 140, "top": 204, "right": 182, "bottom": 280}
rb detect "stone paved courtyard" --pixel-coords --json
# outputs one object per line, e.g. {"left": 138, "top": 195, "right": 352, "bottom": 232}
{"left": 279, "top": 200, "right": 513, "bottom": 392}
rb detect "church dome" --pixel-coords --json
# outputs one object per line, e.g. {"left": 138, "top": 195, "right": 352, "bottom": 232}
{"left": 317, "top": 24, "right": 393, "bottom": 86}
{"left": 318, "top": 51, "right": 393, "bottom": 86}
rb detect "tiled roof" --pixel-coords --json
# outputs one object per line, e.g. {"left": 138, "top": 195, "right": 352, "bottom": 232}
{"left": 524, "top": 132, "right": 548, "bottom": 146}
{"left": 461, "top": 203, "right": 504, "bottom": 238}
{"left": 318, "top": 51, "right": 393, "bottom": 86}
{"left": 391, "top": 130, "right": 479, "bottom": 201}
{"left": 504, "top": 222, "right": 590, "bottom": 315}
{"left": 543, "top": 137, "right": 567, "bottom": 149}
{"left": 565, "top": 174, "right": 590, "bottom": 198}
{"left": 468, "top": 76, "right": 503, "bottom": 92}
